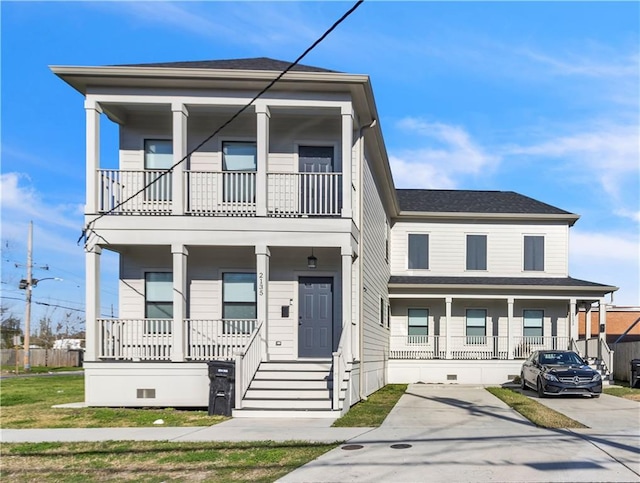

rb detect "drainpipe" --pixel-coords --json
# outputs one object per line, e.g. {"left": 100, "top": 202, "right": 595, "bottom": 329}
{"left": 358, "top": 119, "right": 377, "bottom": 402}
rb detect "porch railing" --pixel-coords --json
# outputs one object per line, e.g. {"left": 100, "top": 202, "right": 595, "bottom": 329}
{"left": 235, "top": 321, "right": 263, "bottom": 410}
{"left": 389, "top": 335, "right": 570, "bottom": 360}
{"left": 268, "top": 172, "right": 342, "bottom": 216}
{"left": 98, "top": 318, "right": 172, "bottom": 360}
{"left": 186, "top": 171, "right": 256, "bottom": 216}
{"left": 98, "top": 170, "right": 342, "bottom": 217}
{"left": 185, "top": 319, "right": 257, "bottom": 361}
{"left": 98, "top": 170, "right": 172, "bottom": 214}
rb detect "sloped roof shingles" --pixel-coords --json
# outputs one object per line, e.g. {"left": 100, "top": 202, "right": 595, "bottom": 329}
{"left": 115, "top": 57, "right": 337, "bottom": 73}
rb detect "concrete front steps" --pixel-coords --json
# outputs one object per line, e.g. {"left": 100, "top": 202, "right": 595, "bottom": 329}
{"left": 233, "top": 360, "right": 342, "bottom": 418}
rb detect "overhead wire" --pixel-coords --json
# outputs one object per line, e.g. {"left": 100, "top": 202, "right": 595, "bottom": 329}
{"left": 79, "top": 0, "right": 365, "bottom": 246}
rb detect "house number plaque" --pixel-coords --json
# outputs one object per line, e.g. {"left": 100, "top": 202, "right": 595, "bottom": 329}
{"left": 258, "top": 272, "right": 264, "bottom": 296}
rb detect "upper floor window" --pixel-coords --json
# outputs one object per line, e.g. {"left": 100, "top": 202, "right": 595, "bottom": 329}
{"left": 145, "top": 272, "right": 172, "bottom": 334}
{"left": 524, "top": 235, "right": 544, "bottom": 271}
{"left": 223, "top": 272, "right": 257, "bottom": 334}
{"left": 408, "top": 234, "right": 429, "bottom": 269}
{"left": 222, "top": 142, "right": 257, "bottom": 204}
{"left": 144, "top": 139, "right": 173, "bottom": 201}
{"left": 466, "top": 234, "right": 487, "bottom": 271}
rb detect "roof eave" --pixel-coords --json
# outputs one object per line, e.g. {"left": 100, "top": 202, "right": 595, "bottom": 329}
{"left": 395, "top": 210, "right": 580, "bottom": 225}
{"left": 388, "top": 283, "right": 619, "bottom": 293}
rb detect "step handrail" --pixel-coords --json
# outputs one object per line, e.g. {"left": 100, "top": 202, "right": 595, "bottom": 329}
{"left": 332, "top": 322, "right": 351, "bottom": 410}
{"left": 234, "top": 321, "right": 263, "bottom": 410}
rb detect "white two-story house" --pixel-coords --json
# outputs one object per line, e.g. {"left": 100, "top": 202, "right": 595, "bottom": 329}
{"left": 52, "top": 58, "right": 616, "bottom": 417}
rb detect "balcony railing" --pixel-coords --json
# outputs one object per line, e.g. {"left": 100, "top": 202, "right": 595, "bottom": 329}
{"left": 389, "top": 335, "right": 570, "bottom": 360}
{"left": 97, "top": 170, "right": 342, "bottom": 217}
{"left": 98, "top": 318, "right": 257, "bottom": 361}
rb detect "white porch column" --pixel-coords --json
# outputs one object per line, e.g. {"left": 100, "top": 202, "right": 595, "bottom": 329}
{"left": 85, "top": 99, "right": 102, "bottom": 214}
{"left": 569, "top": 299, "right": 578, "bottom": 343}
{"left": 256, "top": 104, "right": 270, "bottom": 217}
{"left": 256, "top": 245, "right": 270, "bottom": 359}
{"left": 598, "top": 299, "right": 607, "bottom": 360}
{"left": 507, "top": 298, "right": 514, "bottom": 359}
{"left": 341, "top": 106, "right": 353, "bottom": 219}
{"left": 341, "top": 246, "right": 353, "bottom": 361}
{"left": 172, "top": 103, "right": 188, "bottom": 215}
{"left": 171, "top": 244, "right": 188, "bottom": 361}
{"left": 584, "top": 302, "right": 593, "bottom": 359}
{"left": 85, "top": 245, "right": 102, "bottom": 361}
{"left": 445, "top": 297, "right": 452, "bottom": 359}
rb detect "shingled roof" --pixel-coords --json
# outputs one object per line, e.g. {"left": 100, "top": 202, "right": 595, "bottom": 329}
{"left": 115, "top": 57, "right": 337, "bottom": 73}
{"left": 396, "top": 189, "right": 574, "bottom": 215}
{"left": 389, "top": 276, "right": 615, "bottom": 289}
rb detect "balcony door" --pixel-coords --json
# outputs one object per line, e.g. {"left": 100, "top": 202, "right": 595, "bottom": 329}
{"left": 298, "top": 146, "right": 338, "bottom": 215}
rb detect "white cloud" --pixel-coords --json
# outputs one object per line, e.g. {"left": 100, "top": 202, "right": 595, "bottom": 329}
{"left": 570, "top": 230, "right": 639, "bottom": 305}
{"left": 389, "top": 119, "right": 499, "bottom": 189}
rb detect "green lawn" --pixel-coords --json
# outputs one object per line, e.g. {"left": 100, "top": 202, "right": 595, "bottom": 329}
{"left": 486, "top": 387, "right": 586, "bottom": 429}
{"left": 1, "top": 440, "right": 338, "bottom": 482}
{"left": 604, "top": 384, "right": 640, "bottom": 401}
{"left": 0, "top": 375, "right": 222, "bottom": 429}
{"left": 332, "top": 384, "right": 407, "bottom": 427}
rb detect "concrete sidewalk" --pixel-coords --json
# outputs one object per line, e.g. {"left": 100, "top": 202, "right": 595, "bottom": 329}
{"left": 0, "top": 417, "right": 372, "bottom": 444}
{"left": 280, "top": 385, "right": 640, "bottom": 483}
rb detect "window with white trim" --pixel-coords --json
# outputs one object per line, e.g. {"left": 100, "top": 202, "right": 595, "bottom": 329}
{"left": 408, "top": 234, "right": 429, "bottom": 269}
{"left": 223, "top": 272, "right": 257, "bottom": 334}
{"left": 524, "top": 235, "right": 544, "bottom": 271}
{"left": 523, "top": 309, "right": 544, "bottom": 342}
{"left": 144, "top": 139, "right": 173, "bottom": 201}
{"left": 466, "top": 234, "right": 487, "bottom": 271}
{"left": 222, "top": 141, "right": 257, "bottom": 204}
{"left": 145, "top": 272, "right": 172, "bottom": 334}
{"left": 408, "top": 308, "right": 428, "bottom": 341}
{"left": 466, "top": 309, "right": 486, "bottom": 344}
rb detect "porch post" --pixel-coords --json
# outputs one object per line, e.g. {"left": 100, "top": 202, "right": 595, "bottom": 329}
{"left": 85, "top": 99, "right": 102, "bottom": 214}
{"left": 256, "top": 103, "right": 270, "bottom": 217}
{"left": 569, "top": 298, "right": 577, "bottom": 344}
{"left": 584, "top": 302, "right": 592, "bottom": 359}
{"left": 171, "top": 244, "right": 188, "bottom": 362}
{"left": 341, "top": 106, "right": 353, "bottom": 219}
{"left": 171, "top": 103, "right": 188, "bottom": 215}
{"left": 598, "top": 299, "right": 607, "bottom": 360}
{"left": 85, "top": 245, "right": 102, "bottom": 362}
{"left": 341, "top": 246, "right": 353, "bottom": 361}
{"left": 256, "top": 245, "right": 270, "bottom": 360}
{"left": 507, "top": 298, "right": 514, "bottom": 359}
{"left": 445, "top": 297, "right": 452, "bottom": 359}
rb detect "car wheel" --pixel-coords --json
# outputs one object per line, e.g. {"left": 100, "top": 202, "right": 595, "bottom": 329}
{"left": 537, "top": 378, "right": 546, "bottom": 398}
{"left": 520, "top": 373, "right": 527, "bottom": 391}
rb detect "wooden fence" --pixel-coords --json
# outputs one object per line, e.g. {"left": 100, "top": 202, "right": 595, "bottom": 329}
{"left": 612, "top": 341, "right": 640, "bottom": 382}
{"left": 1, "top": 349, "right": 82, "bottom": 368}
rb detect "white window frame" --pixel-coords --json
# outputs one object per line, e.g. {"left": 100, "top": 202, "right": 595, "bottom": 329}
{"left": 523, "top": 235, "right": 545, "bottom": 272}
{"left": 408, "top": 233, "right": 429, "bottom": 270}
{"left": 466, "top": 234, "right": 487, "bottom": 271}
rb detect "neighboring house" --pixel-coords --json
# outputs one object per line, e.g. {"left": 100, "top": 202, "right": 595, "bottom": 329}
{"left": 52, "top": 58, "right": 617, "bottom": 417}
{"left": 579, "top": 306, "right": 640, "bottom": 344}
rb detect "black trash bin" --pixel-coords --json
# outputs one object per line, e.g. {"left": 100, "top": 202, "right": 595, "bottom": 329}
{"left": 207, "top": 361, "right": 235, "bottom": 416}
{"left": 631, "top": 359, "right": 640, "bottom": 389}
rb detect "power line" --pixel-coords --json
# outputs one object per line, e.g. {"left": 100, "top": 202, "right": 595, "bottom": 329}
{"left": 1, "top": 295, "right": 112, "bottom": 317}
{"left": 79, "top": 0, "right": 365, "bottom": 246}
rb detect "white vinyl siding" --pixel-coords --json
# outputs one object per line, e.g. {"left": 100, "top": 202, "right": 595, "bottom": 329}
{"left": 391, "top": 221, "right": 568, "bottom": 277}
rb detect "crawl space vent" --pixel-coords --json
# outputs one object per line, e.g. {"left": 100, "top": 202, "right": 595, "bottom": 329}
{"left": 447, "top": 374, "right": 457, "bottom": 381}
{"left": 136, "top": 388, "right": 156, "bottom": 399}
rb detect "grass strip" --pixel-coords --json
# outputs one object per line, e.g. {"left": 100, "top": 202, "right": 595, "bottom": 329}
{"left": 332, "top": 384, "right": 407, "bottom": 427}
{"left": 604, "top": 385, "right": 640, "bottom": 401}
{"left": 1, "top": 440, "right": 338, "bottom": 482}
{"left": 0, "top": 375, "right": 223, "bottom": 429}
{"left": 486, "top": 387, "right": 586, "bottom": 429}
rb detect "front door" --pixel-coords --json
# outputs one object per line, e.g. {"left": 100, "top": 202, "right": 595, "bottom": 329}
{"left": 299, "top": 146, "right": 335, "bottom": 215}
{"left": 298, "top": 277, "right": 333, "bottom": 358}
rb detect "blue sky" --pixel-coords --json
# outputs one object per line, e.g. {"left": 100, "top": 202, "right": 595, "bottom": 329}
{"left": 2, "top": 1, "right": 639, "bottom": 330}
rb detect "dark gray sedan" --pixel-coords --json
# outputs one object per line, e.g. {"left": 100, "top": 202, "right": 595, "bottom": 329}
{"left": 521, "top": 350, "right": 602, "bottom": 398}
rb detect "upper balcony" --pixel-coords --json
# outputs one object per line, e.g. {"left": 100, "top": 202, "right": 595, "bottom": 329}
{"left": 99, "top": 169, "right": 342, "bottom": 217}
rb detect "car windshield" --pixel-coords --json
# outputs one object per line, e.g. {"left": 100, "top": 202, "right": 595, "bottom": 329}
{"left": 539, "top": 352, "right": 583, "bottom": 366}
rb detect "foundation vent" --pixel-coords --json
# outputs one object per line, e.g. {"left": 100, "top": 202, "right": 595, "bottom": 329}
{"left": 136, "top": 388, "right": 156, "bottom": 399}
{"left": 446, "top": 374, "right": 457, "bottom": 381}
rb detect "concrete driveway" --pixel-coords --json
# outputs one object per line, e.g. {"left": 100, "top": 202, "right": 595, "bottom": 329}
{"left": 280, "top": 384, "right": 640, "bottom": 483}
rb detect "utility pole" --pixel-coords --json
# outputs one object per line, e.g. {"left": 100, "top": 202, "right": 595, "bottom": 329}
{"left": 24, "top": 221, "right": 33, "bottom": 371}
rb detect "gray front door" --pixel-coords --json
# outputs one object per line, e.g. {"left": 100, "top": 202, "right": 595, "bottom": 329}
{"left": 298, "top": 277, "right": 333, "bottom": 358}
